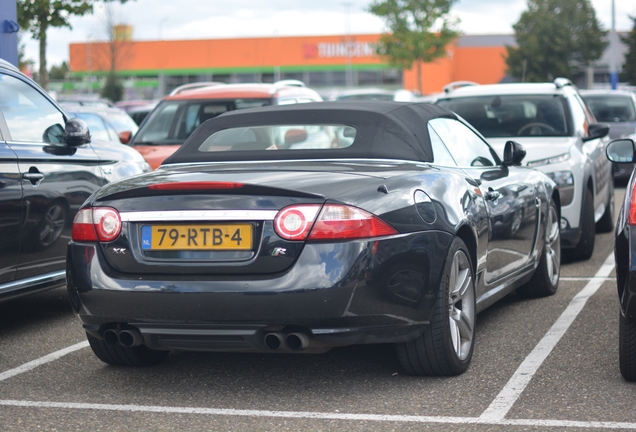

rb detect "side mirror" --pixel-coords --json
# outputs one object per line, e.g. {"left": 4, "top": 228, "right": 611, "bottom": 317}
{"left": 503, "top": 140, "right": 526, "bottom": 166}
{"left": 583, "top": 123, "right": 610, "bottom": 142}
{"left": 119, "top": 130, "right": 132, "bottom": 144}
{"left": 65, "top": 118, "right": 91, "bottom": 147}
{"left": 606, "top": 138, "right": 635, "bottom": 163}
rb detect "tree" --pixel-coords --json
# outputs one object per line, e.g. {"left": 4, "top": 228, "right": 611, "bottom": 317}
{"left": 506, "top": 0, "right": 607, "bottom": 82}
{"left": 620, "top": 16, "right": 636, "bottom": 85}
{"left": 49, "top": 61, "right": 69, "bottom": 80}
{"left": 17, "top": 0, "right": 130, "bottom": 91}
{"left": 94, "top": 5, "right": 132, "bottom": 102}
{"left": 368, "top": 0, "right": 459, "bottom": 94}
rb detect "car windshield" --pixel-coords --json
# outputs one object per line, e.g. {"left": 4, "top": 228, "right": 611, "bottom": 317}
{"left": 436, "top": 95, "right": 571, "bottom": 138}
{"left": 134, "top": 98, "right": 273, "bottom": 145}
{"left": 103, "top": 111, "right": 139, "bottom": 135}
{"left": 198, "top": 124, "right": 356, "bottom": 152}
{"left": 581, "top": 95, "right": 636, "bottom": 123}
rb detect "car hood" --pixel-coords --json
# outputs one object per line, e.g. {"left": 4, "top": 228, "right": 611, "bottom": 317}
{"left": 486, "top": 137, "right": 575, "bottom": 165}
{"left": 132, "top": 144, "right": 181, "bottom": 170}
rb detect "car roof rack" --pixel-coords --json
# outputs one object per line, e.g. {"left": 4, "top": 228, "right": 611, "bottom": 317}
{"left": 553, "top": 77, "right": 575, "bottom": 89}
{"left": 0, "top": 58, "right": 19, "bottom": 72}
{"left": 274, "top": 79, "right": 306, "bottom": 88}
{"left": 443, "top": 81, "right": 479, "bottom": 93}
{"left": 169, "top": 82, "right": 227, "bottom": 96}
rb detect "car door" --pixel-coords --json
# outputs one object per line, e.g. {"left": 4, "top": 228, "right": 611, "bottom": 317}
{"left": 429, "top": 118, "right": 540, "bottom": 283}
{"left": 572, "top": 93, "right": 612, "bottom": 214}
{"left": 0, "top": 70, "right": 105, "bottom": 283}
{"left": 0, "top": 133, "right": 22, "bottom": 287}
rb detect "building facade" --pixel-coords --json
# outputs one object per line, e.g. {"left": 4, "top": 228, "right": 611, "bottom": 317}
{"left": 65, "top": 32, "right": 625, "bottom": 99}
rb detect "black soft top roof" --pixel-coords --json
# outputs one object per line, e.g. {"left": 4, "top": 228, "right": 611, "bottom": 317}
{"left": 162, "top": 101, "right": 457, "bottom": 165}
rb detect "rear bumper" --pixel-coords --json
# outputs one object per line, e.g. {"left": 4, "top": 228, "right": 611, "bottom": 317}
{"left": 67, "top": 231, "right": 453, "bottom": 351}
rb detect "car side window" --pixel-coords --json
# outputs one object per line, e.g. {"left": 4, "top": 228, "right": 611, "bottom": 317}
{"left": 570, "top": 94, "right": 591, "bottom": 136}
{"left": 0, "top": 73, "right": 65, "bottom": 143}
{"left": 429, "top": 118, "right": 498, "bottom": 167}
{"left": 428, "top": 123, "right": 457, "bottom": 166}
{"left": 76, "top": 113, "right": 111, "bottom": 142}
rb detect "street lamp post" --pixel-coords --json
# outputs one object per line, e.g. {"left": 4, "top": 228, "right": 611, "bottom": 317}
{"left": 609, "top": 0, "right": 618, "bottom": 90}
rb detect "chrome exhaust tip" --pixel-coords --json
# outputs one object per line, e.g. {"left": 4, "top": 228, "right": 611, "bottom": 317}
{"left": 103, "top": 329, "right": 119, "bottom": 346}
{"left": 119, "top": 328, "right": 143, "bottom": 347}
{"left": 285, "top": 333, "right": 309, "bottom": 351}
{"left": 264, "top": 332, "right": 285, "bottom": 350}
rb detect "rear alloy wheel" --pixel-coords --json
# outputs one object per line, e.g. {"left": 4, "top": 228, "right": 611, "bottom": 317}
{"left": 517, "top": 199, "right": 560, "bottom": 297}
{"left": 396, "top": 238, "right": 475, "bottom": 376}
{"left": 87, "top": 333, "right": 169, "bottom": 367}
{"left": 619, "top": 312, "right": 636, "bottom": 381}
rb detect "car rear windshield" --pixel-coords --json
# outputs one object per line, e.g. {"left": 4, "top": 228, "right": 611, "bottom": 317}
{"left": 198, "top": 124, "right": 356, "bottom": 152}
{"left": 436, "top": 95, "right": 571, "bottom": 138}
{"left": 581, "top": 95, "right": 636, "bottom": 123}
{"left": 133, "top": 98, "right": 272, "bottom": 145}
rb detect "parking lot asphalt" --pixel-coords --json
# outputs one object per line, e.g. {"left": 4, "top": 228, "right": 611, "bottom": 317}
{"left": 0, "top": 188, "right": 633, "bottom": 431}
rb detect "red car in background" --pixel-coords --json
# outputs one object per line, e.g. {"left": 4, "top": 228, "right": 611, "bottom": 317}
{"left": 129, "top": 81, "right": 323, "bottom": 169}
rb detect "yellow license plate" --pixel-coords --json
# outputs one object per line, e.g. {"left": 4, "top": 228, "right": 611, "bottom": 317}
{"left": 141, "top": 224, "right": 252, "bottom": 250}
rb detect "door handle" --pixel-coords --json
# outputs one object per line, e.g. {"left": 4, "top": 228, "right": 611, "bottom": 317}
{"left": 22, "top": 170, "right": 45, "bottom": 186}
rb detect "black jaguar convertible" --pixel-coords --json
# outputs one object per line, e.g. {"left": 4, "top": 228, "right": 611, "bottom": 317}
{"left": 66, "top": 101, "right": 561, "bottom": 376}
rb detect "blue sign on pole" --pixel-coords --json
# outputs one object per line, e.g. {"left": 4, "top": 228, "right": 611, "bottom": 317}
{"left": 0, "top": 0, "right": 20, "bottom": 67}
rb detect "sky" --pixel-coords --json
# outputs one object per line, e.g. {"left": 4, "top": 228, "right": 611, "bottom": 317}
{"left": 21, "top": 0, "right": 636, "bottom": 69}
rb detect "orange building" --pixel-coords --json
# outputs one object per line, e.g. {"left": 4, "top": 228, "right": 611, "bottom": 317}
{"left": 68, "top": 33, "right": 513, "bottom": 97}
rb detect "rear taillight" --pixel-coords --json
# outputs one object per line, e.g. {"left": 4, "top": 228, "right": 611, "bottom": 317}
{"left": 72, "top": 207, "right": 122, "bottom": 242}
{"left": 274, "top": 205, "right": 321, "bottom": 240}
{"left": 274, "top": 204, "right": 397, "bottom": 241}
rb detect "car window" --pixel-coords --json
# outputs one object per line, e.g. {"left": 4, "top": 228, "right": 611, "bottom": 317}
{"left": 103, "top": 111, "right": 139, "bottom": 134}
{"left": 581, "top": 95, "right": 636, "bottom": 123}
{"left": 134, "top": 99, "right": 273, "bottom": 145}
{"left": 198, "top": 124, "right": 355, "bottom": 152}
{"left": 569, "top": 94, "right": 590, "bottom": 136}
{"left": 75, "top": 113, "right": 112, "bottom": 142}
{"left": 437, "top": 95, "right": 570, "bottom": 138}
{"left": 428, "top": 123, "right": 457, "bottom": 166}
{"left": 0, "top": 73, "right": 65, "bottom": 143}
{"left": 429, "top": 118, "right": 498, "bottom": 167}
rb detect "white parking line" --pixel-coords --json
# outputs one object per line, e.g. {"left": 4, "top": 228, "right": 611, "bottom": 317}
{"left": 0, "top": 341, "right": 89, "bottom": 383}
{"left": 0, "top": 400, "right": 634, "bottom": 429}
{"left": 479, "top": 252, "right": 616, "bottom": 422}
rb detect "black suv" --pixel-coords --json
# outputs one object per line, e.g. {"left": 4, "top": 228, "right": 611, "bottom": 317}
{"left": 0, "top": 59, "right": 150, "bottom": 301}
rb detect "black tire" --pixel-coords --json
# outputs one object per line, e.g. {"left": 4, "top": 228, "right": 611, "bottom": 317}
{"left": 619, "top": 311, "right": 636, "bottom": 381}
{"left": 572, "top": 188, "right": 595, "bottom": 261}
{"left": 87, "top": 332, "right": 170, "bottom": 366}
{"left": 596, "top": 181, "right": 615, "bottom": 233}
{"left": 517, "top": 199, "right": 560, "bottom": 298}
{"left": 396, "top": 237, "right": 475, "bottom": 376}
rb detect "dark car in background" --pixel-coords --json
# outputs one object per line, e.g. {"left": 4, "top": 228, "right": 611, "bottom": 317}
{"left": 581, "top": 89, "right": 636, "bottom": 181}
{"left": 128, "top": 81, "right": 323, "bottom": 169}
{"left": 0, "top": 58, "right": 149, "bottom": 302}
{"left": 605, "top": 137, "right": 636, "bottom": 381}
{"left": 66, "top": 101, "right": 561, "bottom": 376}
